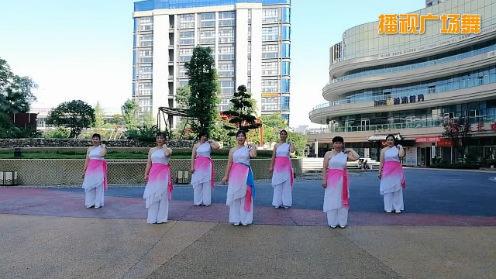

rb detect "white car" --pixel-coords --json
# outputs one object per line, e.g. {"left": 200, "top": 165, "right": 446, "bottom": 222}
{"left": 347, "top": 158, "right": 380, "bottom": 169}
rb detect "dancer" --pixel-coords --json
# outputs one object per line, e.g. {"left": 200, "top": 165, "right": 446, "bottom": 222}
{"left": 322, "top": 136, "right": 359, "bottom": 228}
{"left": 378, "top": 134, "right": 406, "bottom": 214}
{"left": 143, "top": 133, "right": 173, "bottom": 224}
{"left": 269, "top": 129, "right": 295, "bottom": 209}
{"left": 190, "top": 131, "right": 220, "bottom": 206}
{"left": 82, "top": 133, "right": 107, "bottom": 209}
{"left": 222, "top": 130, "right": 257, "bottom": 226}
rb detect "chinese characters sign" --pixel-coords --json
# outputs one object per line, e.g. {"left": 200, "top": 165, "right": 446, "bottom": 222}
{"left": 378, "top": 13, "right": 481, "bottom": 35}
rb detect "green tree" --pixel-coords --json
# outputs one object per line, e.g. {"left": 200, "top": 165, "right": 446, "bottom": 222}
{"left": 261, "top": 113, "right": 288, "bottom": 143}
{"left": 46, "top": 100, "right": 95, "bottom": 138}
{"left": 0, "top": 58, "right": 37, "bottom": 138}
{"left": 443, "top": 116, "right": 471, "bottom": 160}
{"left": 143, "top": 112, "right": 155, "bottom": 127}
{"left": 185, "top": 46, "right": 219, "bottom": 136}
{"left": 43, "top": 127, "right": 70, "bottom": 139}
{"left": 108, "top": 114, "right": 125, "bottom": 126}
{"left": 287, "top": 131, "right": 307, "bottom": 157}
{"left": 125, "top": 125, "right": 160, "bottom": 143}
{"left": 0, "top": 58, "right": 37, "bottom": 114}
{"left": 175, "top": 86, "right": 191, "bottom": 109}
{"left": 223, "top": 85, "right": 260, "bottom": 135}
{"left": 121, "top": 99, "right": 139, "bottom": 130}
{"left": 94, "top": 102, "right": 105, "bottom": 128}
{"left": 170, "top": 86, "right": 195, "bottom": 140}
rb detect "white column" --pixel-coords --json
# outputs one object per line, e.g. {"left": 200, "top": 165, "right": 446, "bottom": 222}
{"left": 314, "top": 141, "right": 319, "bottom": 158}
{"left": 235, "top": 7, "right": 249, "bottom": 91}
{"left": 152, "top": 15, "right": 170, "bottom": 120}
{"left": 250, "top": 6, "right": 263, "bottom": 115}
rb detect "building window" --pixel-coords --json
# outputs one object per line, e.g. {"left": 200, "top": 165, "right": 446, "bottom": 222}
{"left": 281, "top": 78, "right": 290, "bottom": 93}
{"left": 281, "top": 25, "right": 290, "bottom": 41}
{"left": 263, "top": 8, "right": 279, "bottom": 24}
{"left": 281, "top": 7, "right": 290, "bottom": 24}
{"left": 218, "top": 44, "right": 234, "bottom": 60}
{"left": 220, "top": 79, "right": 235, "bottom": 95}
{"left": 262, "top": 79, "right": 279, "bottom": 93}
{"left": 199, "top": 29, "right": 215, "bottom": 44}
{"left": 178, "top": 14, "right": 194, "bottom": 29}
{"left": 281, "top": 96, "right": 290, "bottom": 111}
{"left": 138, "top": 65, "right": 152, "bottom": 79}
{"left": 179, "top": 31, "right": 194, "bottom": 45}
{"left": 198, "top": 12, "right": 215, "bottom": 28}
{"left": 178, "top": 80, "right": 189, "bottom": 87}
{"left": 281, "top": 61, "right": 290, "bottom": 76}
{"left": 178, "top": 65, "right": 189, "bottom": 78}
{"left": 218, "top": 27, "right": 235, "bottom": 43}
{"left": 137, "top": 17, "right": 153, "bottom": 32}
{"left": 280, "top": 43, "right": 290, "bottom": 58}
{"left": 262, "top": 61, "right": 278, "bottom": 76}
{"left": 262, "top": 97, "right": 280, "bottom": 111}
{"left": 218, "top": 61, "right": 234, "bottom": 77}
{"left": 138, "top": 49, "right": 153, "bottom": 63}
{"left": 138, "top": 82, "right": 152, "bottom": 96}
{"left": 138, "top": 34, "right": 153, "bottom": 47}
{"left": 262, "top": 27, "right": 279, "bottom": 41}
{"left": 262, "top": 44, "right": 279, "bottom": 59}
{"left": 218, "top": 11, "right": 235, "bottom": 27}
{"left": 178, "top": 47, "right": 193, "bottom": 62}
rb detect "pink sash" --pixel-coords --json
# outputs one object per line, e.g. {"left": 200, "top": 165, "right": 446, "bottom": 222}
{"left": 150, "top": 163, "right": 173, "bottom": 200}
{"left": 195, "top": 156, "right": 215, "bottom": 188}
{"left": 274, "top": 156, "right": 294, "bottom": 188}
{"left": 383, "top": 161, "right": 406, "bottom": 189}
{"left": 325, "top": 168, "right": 349, "bottom": 208}
{"left": 87, "top": 159, "right": 108, "bottom": 190}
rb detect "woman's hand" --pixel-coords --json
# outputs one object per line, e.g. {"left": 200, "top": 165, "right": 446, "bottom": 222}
{"left": 144, "top": 174, "right": 149, "bottom": 181}
{"left": 222, "top": 176, "right": 228, "bottom": 184}
{"left": 321, "top": 180, "right": 327, "bottom": 188}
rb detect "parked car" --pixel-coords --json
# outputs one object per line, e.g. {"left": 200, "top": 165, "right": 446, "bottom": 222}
{"left": 347, "top": 157, "right": 380, "bottom": 169}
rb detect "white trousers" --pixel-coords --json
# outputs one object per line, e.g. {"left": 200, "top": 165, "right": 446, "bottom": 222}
{"left": 147, "top": 198, "right": 169, "bottom": 224}
{"left": 193, "top": 182, "right": 212, "bottom": 206}
{"left": 272, "top": 180, "right": 292, "bottom": 207}
{"left": 228, "top": 197, "right": 253, "bottom": 225}
{"left": 383, "top": 189, "right": 404, "bottom": 212}
{"left": 326, "top": 207, "right": 348, "bottom": 227}
{"left": 85, "top": 186, "right": 104, "bottom": 208}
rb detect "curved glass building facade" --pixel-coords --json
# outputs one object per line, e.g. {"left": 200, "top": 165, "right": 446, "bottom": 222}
{"left": 309, "top": 0, "right": 496, "bottom": 166}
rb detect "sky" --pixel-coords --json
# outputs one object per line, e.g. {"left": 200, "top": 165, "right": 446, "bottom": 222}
{"left": 0, "top": 0, "right": 425, "bottom": 128}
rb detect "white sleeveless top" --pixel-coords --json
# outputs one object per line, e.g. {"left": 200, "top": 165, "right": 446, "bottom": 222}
{"left": 88, "top": 146, "right": 105, "bottom": 160}
{"left": 196, "top": 142, "right": 211, "bottom": 158}
{"left": 275, "top": 143, "right": 290, "bottom": 158}
{"left": 384, "top": 147, "right": 400, "bottom": 162}
{"left": 233, "top": 146, "right": 250, "bottom": 165}
{"left": 328, "top": 152, "right": 347, "bottom": 170}
{"left": 151, "top": 148, "right": 170, "bottom": 164}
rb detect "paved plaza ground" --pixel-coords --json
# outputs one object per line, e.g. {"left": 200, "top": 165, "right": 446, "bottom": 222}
{"left": 1, "top": 168, "right": 495, "bottom": 278}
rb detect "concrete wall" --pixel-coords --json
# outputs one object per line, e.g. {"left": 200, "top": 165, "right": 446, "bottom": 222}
{"left": 0, "top": 159, "right": 302, "bottom": 186}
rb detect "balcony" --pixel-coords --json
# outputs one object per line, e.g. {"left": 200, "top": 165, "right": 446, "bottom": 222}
{"left": 310, "top": 83, "right": 496, "bottom": 124}
{"left": 306, "top": 115, "right": 496, "bottom": 143}
{"left": 324, "top": 50, "right": 496, "bottom": 101}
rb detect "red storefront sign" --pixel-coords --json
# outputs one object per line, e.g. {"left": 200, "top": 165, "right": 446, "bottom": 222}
{"left": 415, "top": 136, "right": 453, "bottom": 147}
{"left": 415, "top": 136, "right": 440, "bottom": 143}
{"left": 437, "top": 138, "right": 453, "bottom": 147}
